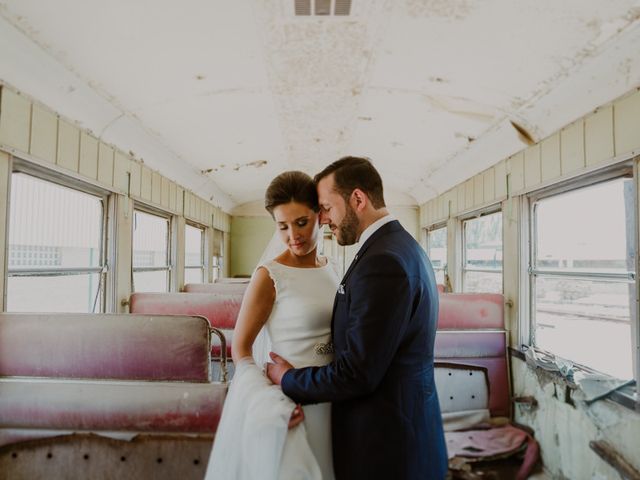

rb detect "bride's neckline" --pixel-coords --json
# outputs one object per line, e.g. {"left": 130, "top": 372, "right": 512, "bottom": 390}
{"left": 273, "top": 257, "right": 329, "bottom": 270}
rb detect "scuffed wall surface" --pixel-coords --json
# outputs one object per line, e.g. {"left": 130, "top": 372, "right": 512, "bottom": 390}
{"left": 229, "top": 216, "right": 275, "bottom": 278}
{"left": 512, "top": 357, "right": 640, "bottom": 479}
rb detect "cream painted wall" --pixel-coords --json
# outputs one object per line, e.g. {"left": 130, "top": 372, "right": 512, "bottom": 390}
{"left": 388, "top": 206, "right": 419, "bottom": 240}
{"left": 229, "top": 216, "right": 275, "bottom": 278}
{"left": 419, "top": 88, "right": 640, "bottom": 478}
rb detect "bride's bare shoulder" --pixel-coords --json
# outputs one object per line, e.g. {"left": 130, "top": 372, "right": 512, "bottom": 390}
{"left": 244, "top": 266, "right": 275, "bottom": 300}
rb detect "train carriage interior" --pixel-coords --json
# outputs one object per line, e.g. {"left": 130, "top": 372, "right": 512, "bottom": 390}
{"left": 0, "top": 0, "right": 640, "bottom": 478}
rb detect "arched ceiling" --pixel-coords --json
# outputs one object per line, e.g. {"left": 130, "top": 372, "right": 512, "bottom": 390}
{"left": 1, "top": 0, "right": 640, "bottom": 210}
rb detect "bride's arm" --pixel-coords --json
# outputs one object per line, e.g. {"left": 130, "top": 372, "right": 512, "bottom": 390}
{"left": 231, "top": 267, "right": 275, "bottom": 363}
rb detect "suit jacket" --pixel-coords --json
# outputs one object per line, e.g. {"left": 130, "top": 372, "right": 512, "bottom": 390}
{"left": 281, "top": 220, "right": 448, "bottom": 480}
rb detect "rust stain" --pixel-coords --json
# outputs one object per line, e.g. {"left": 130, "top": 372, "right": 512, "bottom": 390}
{"left": 510, "top": 120, "right": 536, "bottom": 146}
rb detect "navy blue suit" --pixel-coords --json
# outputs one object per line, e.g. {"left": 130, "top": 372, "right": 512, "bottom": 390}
{"left": 282, "top": 220, "right": 448, "bottom": 479}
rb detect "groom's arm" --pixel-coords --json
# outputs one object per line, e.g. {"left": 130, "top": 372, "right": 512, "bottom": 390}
{"left": 280, "top": 253, "right": 419, "bottom": 405}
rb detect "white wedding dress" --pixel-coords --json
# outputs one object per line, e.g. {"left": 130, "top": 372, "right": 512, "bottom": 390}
{"left": 205, "top": 259, "right": 339, "bottom": 480}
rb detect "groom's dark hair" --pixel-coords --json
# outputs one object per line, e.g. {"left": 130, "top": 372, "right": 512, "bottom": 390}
{"left": 314, "top": 156, "right": 386, "bottom": 209}
{"left": 265, "top": 171, "right": 319, "bottom": 216}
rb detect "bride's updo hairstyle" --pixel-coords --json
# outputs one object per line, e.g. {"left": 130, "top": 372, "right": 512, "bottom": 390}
{"left": 265, "top": 171, "right": 319, "bottom": 217}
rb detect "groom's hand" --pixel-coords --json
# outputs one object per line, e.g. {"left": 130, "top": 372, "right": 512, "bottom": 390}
{"left": 265, "top": 352, "right": 293, "bottom": 385}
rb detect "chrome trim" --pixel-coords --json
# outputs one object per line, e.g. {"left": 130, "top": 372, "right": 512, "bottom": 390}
{"left": 210, "top": 327, "right": 228, "bottom": 383}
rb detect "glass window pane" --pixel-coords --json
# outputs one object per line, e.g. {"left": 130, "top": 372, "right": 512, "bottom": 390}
{"left": 463, "top": 271, "right": 502, "bottom": 293}
{"left": 434, "top": 269, "right": 445, "bottom": 284}
{"left": 428, "top": 227, "right": 447, "bottom": 272}
{"left": 133, "top": 270, "right": 169, "bottom": 292}
{"left": 133, "top": 210, "right": 169, "bottom": 268}
{"left": 185, "top": 224, "right": 204, "bottom": 267}
{"left": 464, "top": 212, "right": 502, "bottom": 271}
{"left": 7, "top": 273, "right": 102, "bottom": 313}
{"left": 534, "top": 276, "right": 633, "bottom": 379}
{"left": 8, "top": 173, "right": 103, "bottom": 270}
{"left": 535, "top": 178, "right": 634, "bottom": 275}
{"left": 185, "top": 267, "right": 204, "bottom": 284}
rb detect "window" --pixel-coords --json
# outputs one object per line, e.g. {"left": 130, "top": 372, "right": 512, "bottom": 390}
{"left": 212, "top": 229, "right": 225, "bottom": 281}
{"left": 427, "top": 225, "right": 447, "bottom": 284}
{"left": 132, "top": 209, "right": 171, "bottom": 292}
{"left": 530, "top": 176, "right": 635, "bottom": 379}
{"left": 462, "top": 210, "right": 502, "bottom": 293}
{"left": 185, "top": 223, "right": 205, "bottom": 284}
{"left": 7, "top": 173, "right": 106, "bottom": 312}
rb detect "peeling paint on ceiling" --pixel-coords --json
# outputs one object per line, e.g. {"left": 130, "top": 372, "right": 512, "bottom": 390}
{"left": 1, "top": 0, "right": 639, "bottom": 209}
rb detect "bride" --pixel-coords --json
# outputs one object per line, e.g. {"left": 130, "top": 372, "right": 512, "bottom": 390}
{"left": 205, "top": 171, "right": 338, "bottom": 480}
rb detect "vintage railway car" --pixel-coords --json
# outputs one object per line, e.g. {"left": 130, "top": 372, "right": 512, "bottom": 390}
{"left": 0, "top": 1, "right": 639, "bottom": 479}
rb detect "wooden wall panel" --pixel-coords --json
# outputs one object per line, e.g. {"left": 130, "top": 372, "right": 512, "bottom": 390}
{"left": 540, "top": 133, "right": 561, "bottom": 182}
{"left": 140, "top": 166, "right": 152, "bottom": 201}
{"left": 473, "top": 174, "right": 484, "bottom": 206}
{"left": 161, "top": 177, "right": 170, "bottom": 208}
{"left": 507, "top": 153, "right": 524, "bottom": 194}
{"left": 494, "top": 160, "right": 507, "bottom": 199}
{"left": 0, "top": 88, "right": 31, "bottom": 152}
{"left": 464, "top": 179, "right": 474, "bottom": 210}
{"left": 524, "top": 144, "right": 541, "bottom": 188}
{"left": 97, "top": 143, "right": 114, "bottom": 186}
{"left": 177, "top": 187, "right": 184, "bottom": 214}
{"left": 584, "top": 106, "right": 614, "bottom": 167}
{"left": 483, "top": 169, "right": 495, "bottom": 203}
{"left": 79, "top": 132, "right": 98, "bottom": 179}
{"left": 113, "top": 152, "right": 130, "bottom": 194}
{"left": 560, "top": 120, "right": 585, "bottom": 175}
{"left": 56, "top": 121, "right": 80, "bottom": 172}
{"left": 151, "top": 172, "right": 162, "bottom": 205}
{"left": 129, "top": 161, "right": 141, "bottom": 197}
{"left": 30, "top": 105, "right": 57, "bottom": 164}
{"left": 169, "top": 182, "right": 177, "bottom": 211}
{"left": 613, "top": 90, "right": 640, "bottom": 157}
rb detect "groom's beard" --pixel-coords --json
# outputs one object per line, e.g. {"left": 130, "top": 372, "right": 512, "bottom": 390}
{"left": 336, "top": 204, "right": 359, "bottom": 246}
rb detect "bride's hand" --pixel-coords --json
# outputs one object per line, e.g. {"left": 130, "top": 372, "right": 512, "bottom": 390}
{"left": 288, "top": 404, "right": 304, "bottom": 429}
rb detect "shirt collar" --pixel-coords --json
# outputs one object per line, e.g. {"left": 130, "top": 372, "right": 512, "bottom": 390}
{"left": 354, "top": 214, "right": 395, "bottom": 254}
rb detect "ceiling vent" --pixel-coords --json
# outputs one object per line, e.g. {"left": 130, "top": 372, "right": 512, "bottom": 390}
{"left": 295, "top": 0, "right": 351, "bottom": 16}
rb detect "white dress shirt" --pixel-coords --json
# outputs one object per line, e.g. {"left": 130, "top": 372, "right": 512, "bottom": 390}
{"left": 354, "top": 214, "right": 396, "bottom": 256}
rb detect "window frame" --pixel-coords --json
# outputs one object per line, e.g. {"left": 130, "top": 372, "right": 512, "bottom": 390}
{"left": 184, "top": 222, "right": 206, "bottom": 284}
{"left": 7, "top": 160, "right": 110, "bottom": 313}
{"left": 131, "top": 203, "right": 173, "bottom": 292}
{"left": 525, "top": 163, "right": 638, "bottom": 382}
{"left": 426, "top": 222, "right": 448, "bottom": 284}
{"left": 460, "top": 206, "right": 503, "bottom": 293}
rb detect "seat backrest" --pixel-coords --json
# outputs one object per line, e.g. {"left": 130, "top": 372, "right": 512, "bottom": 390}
{"left": 130, "top": 292, "right": 242, "bottom": 329}
{"left": 0, "top": 313, "right": 211, "bottom": 382}
{"left": 184, "top": 283, "right": 248, "bottom": 296}
{"left": 438, "top": 293, "right": 504, "bottom": 329}
{"left": 435, "top": 293, "right": 510, "bottom": 418}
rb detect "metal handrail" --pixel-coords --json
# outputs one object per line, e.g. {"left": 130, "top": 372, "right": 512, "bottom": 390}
{"left": 529, "top": 267, "right": 635, "bottom": 282}
{"left": 209, "top": 326, "right": 228, "bottom": 383}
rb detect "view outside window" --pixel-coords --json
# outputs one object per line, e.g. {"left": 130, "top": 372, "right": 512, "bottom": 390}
{"left": 427, "top": 226, "right": 447, "bottom": 284}
{"left": 531, "top": 178, "right": 635, "bottom": 379}
{"left": 185, "top": 224, "right": 205, "bottom": 284}
{"left": 7, "top": 173, "right": 105, "bottom": 312}
{"left": 132, "top": 210, "right": 170, "bottom": 292}
{"left": 462, "top": 211, "right": 502, "bottom": 293}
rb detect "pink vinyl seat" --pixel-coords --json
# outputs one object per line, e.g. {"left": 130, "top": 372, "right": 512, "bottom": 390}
{"left": 0, "top": 313, "right": 227, "bottom": 451}
{"left": 129, "top": 292, "right": 244, "bottom": 359}
{"left": 183, "top": 282, "right": 248, "bottom": 296}
{"left": 434, "top": 293, "right": 539, "bottom": 478}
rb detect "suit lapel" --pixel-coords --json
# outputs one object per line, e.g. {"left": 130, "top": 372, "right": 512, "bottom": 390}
{"left": 340, "top": 220, "right": 401, "bottom": 285}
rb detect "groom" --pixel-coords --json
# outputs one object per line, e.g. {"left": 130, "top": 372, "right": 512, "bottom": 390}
{"left": 267, "top": 156, "right": 447, "bottom": 479}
